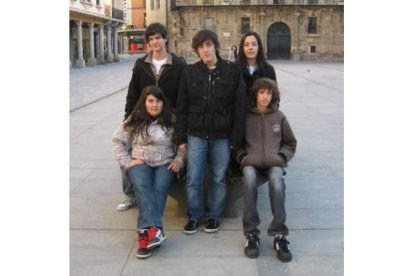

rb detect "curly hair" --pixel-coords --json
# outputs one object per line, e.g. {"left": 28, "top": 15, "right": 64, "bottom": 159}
{"left": 249, "top": 78, "right": 280, "bottom": 109}
{"left": 123, "top": 86, "right": 174, "bottom": 142}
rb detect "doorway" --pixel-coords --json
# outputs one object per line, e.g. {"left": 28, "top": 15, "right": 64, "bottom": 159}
{"left": 267, "top": 22, "right": 291, "bottom": 60}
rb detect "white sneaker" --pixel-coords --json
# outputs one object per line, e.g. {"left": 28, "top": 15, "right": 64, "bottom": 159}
{"left": 116, "top": 200, "right": 136, "bottom": 211}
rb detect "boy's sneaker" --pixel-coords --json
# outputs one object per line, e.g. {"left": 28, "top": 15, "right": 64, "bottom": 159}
{"left": 136, "top": 230, "right": 151, "bottom": 259}
{"left": 244, "top": 232, "right": 260, "bottom": 258}
{"left": 204, "top": 218, "right": 221, "bottom": 233}
{"left": 273, "top": 235, "right": 292, "bottom": 262}
{"left": 183, "top": 220, "right": 199, "bottom": 235}
{"left": 146, "top": 226, "right": 166, "bottom": 250}
{"left": 116, "top": 200, "right": 136, "bottom": 211}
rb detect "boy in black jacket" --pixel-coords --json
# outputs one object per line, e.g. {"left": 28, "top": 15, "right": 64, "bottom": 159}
{"left": 176, "top": 29, "right": 246, "bottom": 234}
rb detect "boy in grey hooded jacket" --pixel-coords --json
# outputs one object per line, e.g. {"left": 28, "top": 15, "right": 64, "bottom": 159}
{"left": 236, "top": 78, "right": 297, "bottom": 262}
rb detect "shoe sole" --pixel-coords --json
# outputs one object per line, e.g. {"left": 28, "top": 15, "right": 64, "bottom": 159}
{"left": 277, "top": 255, "right": 292, "bottom": 263}
{"left": 183, "top": 228, "right": 198, "bottom": 235}
{"left": 146, "top": 236, "right": 166, "bottom": 250}
{"left": 116, "top": 205, "right": 135, "bottom": 211}
{"left": 245, "top": 252, "right": 259, "bottom": 258}
{"left": 204, "top": 227, "right": 220, "bottom": 233}
{"left": 136, "top": 252, "right": 151, "bottom": 259}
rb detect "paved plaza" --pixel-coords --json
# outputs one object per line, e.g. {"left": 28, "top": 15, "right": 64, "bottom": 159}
{"left": 70, "top": 55, "right": 344, "bottom": 276}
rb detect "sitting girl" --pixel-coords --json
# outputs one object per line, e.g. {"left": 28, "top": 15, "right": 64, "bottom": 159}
{"left": 112, "top": 86, "right": 185, "bottom": 259}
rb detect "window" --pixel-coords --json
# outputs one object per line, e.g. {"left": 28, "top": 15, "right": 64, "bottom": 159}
{"left": 151, "top": 0, "right": 154, "bottom": 10}
{"left": 203, "top": 0, "right": 214, "bottom": 4}
{"left": 156, "top": 0, "right": 160, "bottom": 9}
{"left": 310, "top": 46, "right": 316, "bottom": 53}
{"left": 241, "top": 17, "right": 250, "bottom": 34}
{"left": 240, "top": 0, "right": 250, "bottom": 4}
{"left": 308, "top": 17, "right": 317, "bottom": 34}
{"left": 308, "top": 0, "right": 318, "bottom": 4}
{"left": 204, "top": 18, "right": 214, "bottom": 31}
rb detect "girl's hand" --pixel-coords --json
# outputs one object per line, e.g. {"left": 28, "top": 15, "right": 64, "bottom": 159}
{"left": 128, "top": 159, "right": 144, "bottom": 169}
{"left": 168, "top": 161, "right": 181, "bottom": 173}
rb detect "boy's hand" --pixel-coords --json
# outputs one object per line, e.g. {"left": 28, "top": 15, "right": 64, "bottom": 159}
{"left": 168, "top": 161, "right": 181, "bottom": 173}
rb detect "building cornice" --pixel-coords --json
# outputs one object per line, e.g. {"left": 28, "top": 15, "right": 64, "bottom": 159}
{"left": 70, "top": 7, "right": 125, "bottom": 24}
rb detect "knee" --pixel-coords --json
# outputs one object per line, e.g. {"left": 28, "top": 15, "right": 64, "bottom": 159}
{"left": 269, "top": 174, "right": 285, "bottom": 193}
{"left": 242, "top": 167, "right": 257, "bottom": 187}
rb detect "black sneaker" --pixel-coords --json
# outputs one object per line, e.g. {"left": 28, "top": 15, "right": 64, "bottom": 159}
{"left": 204, "top": 218, "right": 221, "bottom": 233}
{"left": 273, "top": 236, "right": 292, "bottom": 262}
{"left": 183, "top": 220, "right": 199, "bottom": 235}
{"left": 244, "top": 232, "right": 260, "bottom": 258}
{"left": 136, "top": 247, "right": 151, "bottom": 259}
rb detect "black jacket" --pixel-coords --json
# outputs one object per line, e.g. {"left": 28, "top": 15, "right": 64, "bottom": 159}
{"left": 239, "top": 62, "right": 277, "bottom": 94}
{"left": 124, "top": 53, "right": 186, "bottom": 119}
{"left": 176, "top": 58, "right": 246, "bottom": 148}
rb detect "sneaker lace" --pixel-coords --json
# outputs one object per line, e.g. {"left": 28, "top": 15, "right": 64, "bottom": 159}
{"left": 246, "top": 233, "right": 260, "bottom": 248}
{"left": 147, "top": 226, "right": 158, "bottom": 241}
{"left": 275, "top": 236, "right": 289, "bottom": 250}
{"left": 137, "top": 232, "right": 148, "bottom": 248}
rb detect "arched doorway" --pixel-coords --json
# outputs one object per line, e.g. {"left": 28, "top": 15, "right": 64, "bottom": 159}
{"left": 267, "top": 22, "right": 291, "bottom": 60}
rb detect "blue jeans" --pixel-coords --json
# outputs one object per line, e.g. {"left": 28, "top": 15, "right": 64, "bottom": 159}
{"left": 128, "top": 163, "right": 175, "bottom": 229}
{"left": 242, "top": 166, "right": 288, "bottom": 236}
{"left": 120, "top": 168, "right": 135, "bottom": 201}
{"left": 186, "top": 136, "right": 230, "bottom": 221}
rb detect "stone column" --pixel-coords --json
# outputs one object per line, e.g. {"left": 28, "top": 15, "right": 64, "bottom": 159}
{"left": 106, "top": 26, "right": 113, "bottom": 63}
{"left": 98, "top": 24, "right": 105, "bottom": 64}
{"left": 75, "top": 21, "right": 85, "bottom": 68}
{"left": 87, "top": 23, "right": 97, "bottom": 66}
{"left": 113, "top": 28, "right": 120, "bottom": 62}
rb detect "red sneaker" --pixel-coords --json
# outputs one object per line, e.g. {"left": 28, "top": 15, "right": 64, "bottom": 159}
{"left": 136, "top": 229, "right": 151, "bottom": 259}
{"left": 147, "top": 226, "right": 166, "bottom": 250}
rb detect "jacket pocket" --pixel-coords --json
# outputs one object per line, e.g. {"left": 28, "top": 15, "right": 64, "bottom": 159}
{"left": 214, "top": 79, "right": 233, "bottom": 102}
{"left": 267, "top": 153, "right": 286, "bottom": 167}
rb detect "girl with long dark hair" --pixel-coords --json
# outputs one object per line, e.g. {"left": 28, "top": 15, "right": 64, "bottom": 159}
{"left": 237, "top": 31, "right": 278, "bottom": 93}
{"left": 112, "top": 86, "right": 185, "bottom": 259}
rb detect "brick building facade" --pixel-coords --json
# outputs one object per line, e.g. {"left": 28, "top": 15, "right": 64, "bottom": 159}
{"left": 165, "top": 1, "right": 343, "bottom": 61}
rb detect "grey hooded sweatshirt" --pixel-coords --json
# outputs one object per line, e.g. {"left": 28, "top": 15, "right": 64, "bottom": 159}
{"left": 236, "top": 105, "right": 297, "bottom": 169}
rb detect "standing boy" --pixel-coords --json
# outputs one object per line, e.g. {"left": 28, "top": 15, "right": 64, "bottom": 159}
{"left": 176, "top": 30, "right": 246, "bottom": 234}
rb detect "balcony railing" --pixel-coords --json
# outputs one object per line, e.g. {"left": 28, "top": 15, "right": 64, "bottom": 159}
{"left": 172, "top": 0, "right": 343, "bottom": 6}
{"left": 112, "top": 7, "right": 124, "bottom": 20}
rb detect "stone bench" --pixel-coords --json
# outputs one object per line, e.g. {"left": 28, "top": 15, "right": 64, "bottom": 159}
{"left": 166, "top": 167, "right": 269, "bottom": 218}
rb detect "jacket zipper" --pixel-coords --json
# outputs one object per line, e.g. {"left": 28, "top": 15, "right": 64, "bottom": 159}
{"left": 206, "top": 74, "right": 212, "bottom": 139}
{"left": 138, "top": 63, "right": 175, "bottom": 86}
{"left": 157, "top": 64, "right": 174, "bottom": 86}
{"left": 261, "top": 113, "right": 266, "bottom": 167}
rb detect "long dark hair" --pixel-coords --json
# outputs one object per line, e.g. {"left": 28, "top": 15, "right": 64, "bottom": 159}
{"left": 237, "top": 31, "right": 269, "bottom": 73}
{"left": 123, "top": 86, "right": 174, "bottom": 141}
